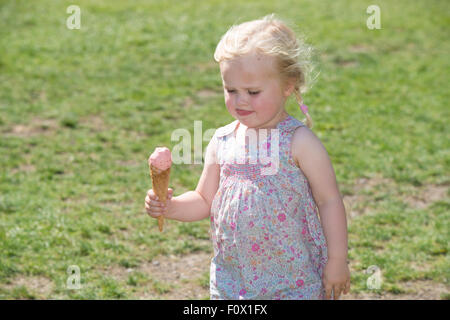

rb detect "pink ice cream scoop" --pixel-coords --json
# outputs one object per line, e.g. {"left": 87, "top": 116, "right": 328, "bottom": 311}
{"left": 149, "top": 147, "right": 172, "bottom": 170}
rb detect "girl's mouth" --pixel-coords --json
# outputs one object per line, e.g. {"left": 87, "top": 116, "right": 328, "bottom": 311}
{"left": 236, "top": 109, "right": 254, "bottom": 116}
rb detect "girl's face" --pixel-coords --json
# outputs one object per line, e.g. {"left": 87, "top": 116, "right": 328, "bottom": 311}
{"left": 219, "top": 53, "right": 294, "bottom": 129}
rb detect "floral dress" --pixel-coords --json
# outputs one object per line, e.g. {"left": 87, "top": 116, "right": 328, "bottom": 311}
{"left": 209, "top": 114, "right": 328, "bottom": 300}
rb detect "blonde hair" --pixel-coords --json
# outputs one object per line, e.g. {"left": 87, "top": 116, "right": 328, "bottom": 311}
{"left": 214, "top": 14, "right": 318, "bottom": 128}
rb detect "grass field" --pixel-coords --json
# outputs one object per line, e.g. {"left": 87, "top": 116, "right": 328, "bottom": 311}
{"left": 0, "top": 0, "right": 448, "bottom": 299}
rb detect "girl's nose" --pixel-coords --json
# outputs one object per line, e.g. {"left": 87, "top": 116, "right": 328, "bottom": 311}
{"left": 236, "top": 93, "right": 249, "bottom": 107}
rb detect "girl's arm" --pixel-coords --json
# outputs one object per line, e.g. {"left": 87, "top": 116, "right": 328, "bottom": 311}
{"left": 291, "top": 127, "right": 348, "bottom": 260}
{"left": 292, "top": 126, "right": 350, "bottom": 299}
{"left": 164, "top": 135, "right": 220, "bottom": 222}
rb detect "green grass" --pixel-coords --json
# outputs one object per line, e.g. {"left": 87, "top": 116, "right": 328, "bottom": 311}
{"left": 0, "top": 0, "right": 449, "bottom": 299}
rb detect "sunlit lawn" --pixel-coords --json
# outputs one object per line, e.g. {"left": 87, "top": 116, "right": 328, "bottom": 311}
{"left": 0, "top": 0, "right": 448, "bottom": 299}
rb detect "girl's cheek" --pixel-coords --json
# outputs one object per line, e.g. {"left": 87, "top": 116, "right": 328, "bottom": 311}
{"left": 250, "top": 96, "right": 262, "bottom": 110}
{"left": 225, "top": 98, "right": 234, "bottom": 110}
{"left": 225, "top": 103, "right": 232, "bottom": 114}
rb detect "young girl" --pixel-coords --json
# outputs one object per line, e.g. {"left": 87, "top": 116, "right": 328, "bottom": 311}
{"left": 145, "top": 14, "right": 350, "bottom": 300}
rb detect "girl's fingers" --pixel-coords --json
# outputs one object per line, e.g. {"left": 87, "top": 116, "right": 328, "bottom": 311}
{"left": 147, "top": 189, "right": 155, "bottom": 198}
{"left": 145, "top": 201, "right": 166, "bottom": 216}
{"left": 333, "top": 285, "right": 342, "bottom": 300}
{"left": 344, "top": 280, "right": 351, "bottom": 294}
{"left": 145, "top": 193, "right": 165, "bottom": 207}
{"left": 145, "top": 195, "right": 154, "bottom": 205}
{"left": 324, "top": 281, "right": 350, "bottom": 299}
{"left": 146, "top": 207, "right": 163, "bottom": 217}
{"left": 324, "top": 283, "right": 333, "bottom": 300}
{"left": 334, "top": 282, "right": 350, "bottom": 299}
{"left": 151, "top": 199, "right": 165, "bottom": 207}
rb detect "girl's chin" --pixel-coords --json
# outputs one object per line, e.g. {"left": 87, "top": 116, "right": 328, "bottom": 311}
{"left": 236, "top": 118, "right": 254, "bottom": 127}
{"left": 235, "top": 113, "right": 255, "bottom": 122}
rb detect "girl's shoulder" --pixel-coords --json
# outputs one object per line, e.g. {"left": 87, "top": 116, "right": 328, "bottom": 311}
{"left": 291, "top": 124, "right": 330, "bottom": 171}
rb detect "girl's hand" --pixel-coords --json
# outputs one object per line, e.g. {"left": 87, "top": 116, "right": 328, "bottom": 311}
{"left": 145, "top": 188, "right": 173, "bottom": 219}
{"left": 322, "top": 257, "right": 351, "bottom": 300}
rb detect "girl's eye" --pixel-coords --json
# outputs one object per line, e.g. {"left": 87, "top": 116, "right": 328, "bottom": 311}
{"left": 226, "top": 89, "right": 260, "bottom": 95}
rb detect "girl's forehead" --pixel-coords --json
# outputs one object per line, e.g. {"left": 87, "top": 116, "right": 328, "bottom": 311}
{"left": 220, "top": 54, "right": 278, "bottom": 84}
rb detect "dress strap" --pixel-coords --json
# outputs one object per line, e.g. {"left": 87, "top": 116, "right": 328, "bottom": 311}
{"left": 276, "top": 115, "right": 307, "bottom": 167}
{"left": 278, "top": 114, "right": 305, "bottom": 134}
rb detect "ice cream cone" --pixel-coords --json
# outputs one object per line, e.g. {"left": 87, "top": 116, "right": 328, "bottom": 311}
{"left": 149, "top": 164, "right": 171, "bottom": 232}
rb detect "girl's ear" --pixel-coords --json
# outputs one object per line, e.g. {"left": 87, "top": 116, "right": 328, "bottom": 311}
{"left": 283, "top": 78, "right": 296, "bottom": 97}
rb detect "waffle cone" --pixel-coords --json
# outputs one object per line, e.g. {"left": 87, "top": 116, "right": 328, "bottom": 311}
{"left": 149, "top": 164, "right": 171, "bottom": 232}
